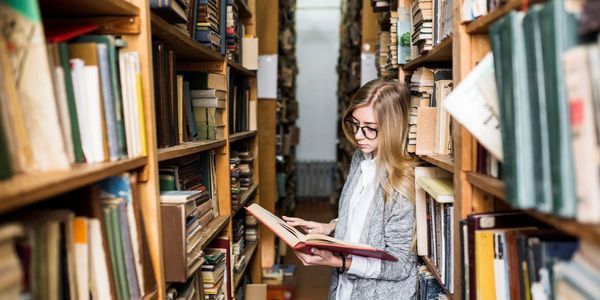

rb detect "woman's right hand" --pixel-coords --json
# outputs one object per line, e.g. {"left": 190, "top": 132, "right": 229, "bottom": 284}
{"left": 282, "top": 216, "right": 335, "bottom": 236}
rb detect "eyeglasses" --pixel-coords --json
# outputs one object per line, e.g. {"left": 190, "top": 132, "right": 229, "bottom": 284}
{"left": 344, "top": 118, "right": 379, "bottom": 140}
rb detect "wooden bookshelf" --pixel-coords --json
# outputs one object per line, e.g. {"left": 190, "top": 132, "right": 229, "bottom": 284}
{"left": 422, "top": 256, "right": 453, "bottom": 298}
{"left": 0, "top": 157, "right": 148, "bottom": 214}
{"left": 420, "top": 155, "right": 454, "bottom": 173}
{"left": 229, "top": 130, "right": 258, "bottom": 143}
{"left": 228, "top": 59, "right": 257, "bottom": 77}
{"left": 157, "top": 139, "right": 227, "bottom": 162}
{"left": 237, "top": 0, "right": 253, "bottom": 18}
{"left": 465, "top": 172, "right": 505, "bottom": 200}
{"left": 402, "top": 38, "right": 453, "bottom": 71}
{"left": 198, "top": 215, "right": 231, "bottom": 250}
{"left": 39, "top": 0, "right": 139, "bottom": 17}
{"left": 233, "top": 242, "right": 259, "bottom": 288}
{"left": 232, "top": 183, "right": 259, "bottom": 216}
{"left": 151, "top": 13, "right": 224, "bottom": 61}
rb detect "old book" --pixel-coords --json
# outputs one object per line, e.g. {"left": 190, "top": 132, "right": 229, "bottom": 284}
{"left": 415, "top": 106, "right": 436, "bottom": 155}
{"left": 246, "top": 203, "right": 397, "bottom": 261}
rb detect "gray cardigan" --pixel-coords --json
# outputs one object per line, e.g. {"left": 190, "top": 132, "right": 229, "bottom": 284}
{"left": 328, "top": 150, "right": 418, "bottom": 300}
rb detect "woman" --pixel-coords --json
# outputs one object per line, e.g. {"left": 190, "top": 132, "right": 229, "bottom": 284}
{"left": 283, "top": 79, "right": 417, "bottom": 299}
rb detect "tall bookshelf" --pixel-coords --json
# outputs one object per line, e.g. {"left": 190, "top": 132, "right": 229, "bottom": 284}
{"left": 0, "top": 0, "right": 268, "bottom": 298}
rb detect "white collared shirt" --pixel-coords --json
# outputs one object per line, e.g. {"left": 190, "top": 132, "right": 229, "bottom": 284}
{"left": 336, "top": 154, "right": 382, "bottom": 300}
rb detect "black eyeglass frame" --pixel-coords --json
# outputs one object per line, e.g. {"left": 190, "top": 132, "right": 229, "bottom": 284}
{"left": 344, "top": 118, "right": 379, "bottom": 140}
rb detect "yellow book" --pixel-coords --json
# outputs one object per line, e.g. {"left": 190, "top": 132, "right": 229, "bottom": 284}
{"left": 135, "top": 73, "right": 147, "bottom": 156}
{"left": 475, "top": 230, "right": 496, "bottom": 300}
{"left": 176, "top": 75, "right": 184, "bottom": 144}
{"left": 416, "top": 177, "right": 454, "bottom": 203}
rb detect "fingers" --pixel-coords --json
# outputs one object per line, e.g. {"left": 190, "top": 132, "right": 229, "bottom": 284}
{"left": 282, "top": 216, "right": 304, "bottom": 222}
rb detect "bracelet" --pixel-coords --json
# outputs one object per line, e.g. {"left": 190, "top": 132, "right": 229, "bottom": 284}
{"left": 336, "top": 254, "right": 346, "bottom": 274}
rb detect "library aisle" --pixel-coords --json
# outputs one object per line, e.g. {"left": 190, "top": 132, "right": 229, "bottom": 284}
{"left": 1, "top": 0, "right": 600, "bottom": 299}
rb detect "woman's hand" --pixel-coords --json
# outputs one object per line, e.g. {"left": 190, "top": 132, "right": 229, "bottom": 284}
{"left": 282, "top": 216, "right": 335, "bottom": 235}
{"left": 294, "top": 248, "right": 350, "bottom": 269}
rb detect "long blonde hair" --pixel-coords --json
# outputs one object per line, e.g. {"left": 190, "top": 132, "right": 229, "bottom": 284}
{"left": 342, "top": 79, "right": 416, "bottom": 203}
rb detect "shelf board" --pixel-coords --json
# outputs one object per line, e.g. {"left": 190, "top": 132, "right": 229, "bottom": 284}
{"left": 39, "top": 0, "right": 139, "bottom": 17}
{"left": 233, "top": 242, "right": 259, "bottom": 288}
{"left": 237, "top": 0, "right": 253, "bottom": 18}
{"left": 198, "top": 215, "right": 230, "bottom": 250}
{"left": 232, "top": 183, "right": 259, "bottom": 216}
{"left": 151, "top": 13, "right": 224, "bottom": 62}
{"left": 228, "top": 60, "right": 256, "bottom": 77}
{"left": 422, "top": 256, "right": 453, "bottom": 298}
{"left": 0, "top": 157, "right": 148, "bottom": 214}
{"left": 229, "top": 130, "right": 258, "bottom": 143}
{"left": 465, "top": 172, "right": 600, "bottom": 244}
{"left": 465, "top": 0, "right": 534, "bottom": 34}
{"left": 158, "top": 139, "right": 226, "bottom": 162}
{"left": 420, "top": 155, "right": 454, "bottom": 173}
{"left": 402, "top": 38, "right": 452, "bottom": 71}
{"left": 465, "top": 172, "right": 505, "bottom": 200}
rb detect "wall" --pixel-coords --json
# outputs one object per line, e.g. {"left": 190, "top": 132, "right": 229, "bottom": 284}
{"left": 295, "top": 0, "right": 341, "bottom": 161}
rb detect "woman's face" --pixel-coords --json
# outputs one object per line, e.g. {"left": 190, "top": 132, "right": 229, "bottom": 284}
{"left": 349, "top": 105, "right": 379, "bottom": 155}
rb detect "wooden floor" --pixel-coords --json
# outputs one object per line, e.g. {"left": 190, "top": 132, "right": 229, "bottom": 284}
{"left": 283, "top": 200, "right": 336, "bottom": 300}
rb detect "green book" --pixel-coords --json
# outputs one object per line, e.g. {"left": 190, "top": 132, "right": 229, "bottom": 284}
{"left": 0, "top": 109, "right": 12, "bottom": 179}
{"left": 57, "top": 43, "right": 84, "bottom": 163}
{"left": 159, "top": 174, "right": 177, "bottom": 191}
{"left": 489, "top": 11, "right": 536, "bottom": 209}
{"left": 103, "top": 202, "right": 130, "bottom": 300}
{"left": 522, "top": 5, "right": 553, "bottom": 213}
{"left": 538, "top": 0, "right": 579, "bottom": 218}
{"left": 76, "top": 35, "right": 127, "bottom": 159}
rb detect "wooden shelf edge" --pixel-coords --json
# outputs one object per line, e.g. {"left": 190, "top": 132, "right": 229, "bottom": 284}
{"left": 233, "top": 183, "right": 259, "bottom": 216}
{"left": 419, "top": 155, "right": 454, "bottom": 173}
{"left": 233, "top": 242, "right": 259, "bottom": 288}
{"left": 0, "top": 156, "right": 148, "bottom": 214}
{"left": 228, "top": 60, "right": 256, "bottom": 77}
{"left": 465, "top": 172, "right": 505, "bottom": 200}
{"left": 142, "top": 287, "right": 159, "bottom": 300}
{"left": 39, "top": 0, "right": 139, "bottom": 17}
{"left": 199, "top": 215, "right": 230, "bottom": 250}
{"left": 402, "top": 38, "right": 453, "bottom": 71}
{"left": 158, "top": 139, "right": 227, "bottom": 161}
{"left": 151, "top": 13, "right": 224, "bottom": 62}
{"left": 421, "top": 256, "right": 454, "bottom": 298}
{"left": 464, "top": 0, "right": 545, "bottom": 34}
{"left": 229, "top": 130, "right": 258, "bottom": 143}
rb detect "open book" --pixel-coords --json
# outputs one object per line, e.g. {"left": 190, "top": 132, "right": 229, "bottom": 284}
{"left": 245, "top": 203, "right": 397, "bottom": 261}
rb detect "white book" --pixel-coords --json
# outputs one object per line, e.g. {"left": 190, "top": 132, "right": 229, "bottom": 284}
{"left": 70, "top": 60, "right": 91, "bottom": 163}
{"left": 128, "top": 52, "right": 143, "bottom": 157}
{"left": 74, "top": 217, "right": 89, "bottom": 300}
{"left": 83, "top": 66, "right": 106, "bottom": 163}
{"left": 126, "top": 186, "right": 145, "bottom": 294}
{"left": 493, "top": 232, "right": 509, "bottom": 300}
{"left": 53, "top": 66, "right": 75, "bottom": 163}
{"left": 88, "top": 219, "right": 112, "bottom": 300}
{"left": 119, "top": 51, "right": 137, "bottom": 158}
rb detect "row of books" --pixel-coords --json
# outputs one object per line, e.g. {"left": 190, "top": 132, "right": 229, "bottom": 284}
{"left": 411, "top": 0, "right": 433, "bottom": 55}
{"left": 226, "top": 0, "right": 241, "bottom": 62}
{"left": 489, "top": 0, "right": 600, "bottom": 222}
{"left": 202, "top": 236, "right": 232, "bottom": 300}
{"left": 459, "top": 211, "right": 593, "bottom": 300}
{"left": 230, "top": 150, "right": 254, "bottom": 211}
{"left": 0, "top": 173, "right": 148, "bottom": 299}
{"left": 0, "top": 3, "right": 147, "bottom": 180}
{"left": 415, "top": 167, "right": 455, "bottom": 294}
{"left": 228, "top": 73, "right": 252, "bottom": 134}
{"left": 407, "top": 67, "right": 453, "bottom": 155}
{"left": 461, "top": 0, "right": 508, "bottom": 23}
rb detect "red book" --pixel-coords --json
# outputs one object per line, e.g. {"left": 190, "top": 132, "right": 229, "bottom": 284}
{"left": 245, "top": 203, "right": 398, "bottom": 261}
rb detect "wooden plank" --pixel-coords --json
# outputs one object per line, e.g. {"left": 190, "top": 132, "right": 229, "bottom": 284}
{"left": 420, "top": 155, "right": 455, "bottom": 173}
{"left": 233, "top": 242, "right": 259, "bottom": 288}
{"left": 199, "top": 215, "right": 231, "bottom": 250}
{"left": 361, "top": 0, "right": 379, "bottom": 53}
{"left": 402, "top": 38, "right": 453, "bottom": 71}
{"left": 465, "top": 0, "right": 523, "bottom": 34}
{"left": 228, "top": 59, "right": 257, "bottom": 77}
{"left": 237, "top": 0, "right": 253, "bottom": 18}
{"left": 229, "top": 130, "right": 258, "bottom": 143}
{"left": 258, "top": 100, "right": 277, "bottom": 268}
{"left": 422, "top": 256, "right": 454, "bottom": 299}
{"left": 256, "top": 0, "right": 278, "bottom": 54}
{"left": 526, "top": 211, "right": 600, "bottom": 245}
{"left": 39, "top": 0, "right": 139, "bottom": 17}
{"left": 151, "top": 13, "right": 224, "bottom": 62}
{"left": 157, "top": 140, "right": 227, "bottom": 162}
{"left": 0, "top": 157, "right": 147, "bottom": 214}
{"left": 44, "top": 16, "right": 141, "bottom": 35}
{"left": 177, "top": 62, "right": 224, "bottom": 72}
{"left": 465, "top": 172, "right": 505, "bottom": 200}
{"left": 232, "top": 184, "right": 259, "bottom": 216}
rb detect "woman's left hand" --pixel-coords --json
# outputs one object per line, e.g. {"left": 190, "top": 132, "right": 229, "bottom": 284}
{"left": 294, "top": 248, "right": 342, "bottom": 268}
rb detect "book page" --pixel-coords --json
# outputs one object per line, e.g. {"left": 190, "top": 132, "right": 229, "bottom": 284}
{"left": 304, "top": 234, "right": 372, "bottom": 249}
{"left": 245, "top": 203, "right": 304, "bottom": 247}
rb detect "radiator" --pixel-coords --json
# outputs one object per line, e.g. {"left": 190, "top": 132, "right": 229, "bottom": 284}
{"left": 296, "top": 160, "right": 336, "bottom": 199}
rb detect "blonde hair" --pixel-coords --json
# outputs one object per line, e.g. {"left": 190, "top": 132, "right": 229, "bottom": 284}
{"left": 342, "top": 79, "right": 416, "bottom": 204}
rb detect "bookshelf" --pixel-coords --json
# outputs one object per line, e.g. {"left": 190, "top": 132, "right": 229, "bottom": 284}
{"left": 233, "top": 241, "right": 259, "bottom": 288}
{"left": 232, "top": 183, "right": 259, "bottom": 216}
{"left": 402, "top": 37, "right": 453, "bottom": 71}
{"left": 0, "top": 0, "right": 269, "bottom": 298}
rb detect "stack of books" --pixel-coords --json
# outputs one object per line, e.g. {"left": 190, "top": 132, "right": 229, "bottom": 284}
{"left": 417, "top": 265, "right": 445, "bottom": 299}
{"left": 232, "top": 217, "right": 247, "bottom": 272}
{"left": 230, "top": 154, "right": 242, "bottom": 210}
{"left": 411, "top": 0, "right": 433, "bottom": 55}
{"left": 160, "top": 155, "right": 207, "bottom": 191}
{"left": 226, "top": 0, "right": 240, "bottom": 62}
{"left": 195, "top": 0, "right": 222, "bottom": 52}
{"left": 407, "top": 67, "right": 434, "bottom": 153}
{"left": 236, "top": 151, "right": 254, "bottom": 193}
{"left": 187, "top": 72, "right": 227, "bottom": 141}
{"left": 377, "top": 31, "right": 391, "bottom": 77}
{"left": 389, "top": 11, "right": 399, "bottom": 69}
{"left": 202, "top": 248, "right": 226, "bottom": 300}
{"left": 245, "top": 214, "right": 258, "bottom": 243}
{"left": 161, "top": 190, "right": 212, "bottom": 282}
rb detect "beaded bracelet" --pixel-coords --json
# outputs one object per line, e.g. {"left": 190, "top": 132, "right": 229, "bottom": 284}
{"left": 336, "top": 254, "right": 346, "bottom": 274}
